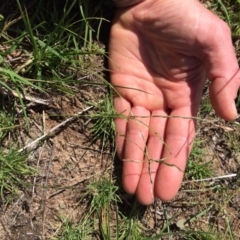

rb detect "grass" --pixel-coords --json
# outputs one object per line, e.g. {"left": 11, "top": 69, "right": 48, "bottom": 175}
{"left": 0, "top": 0, "right": 239, "bottom": 240}
{"left": 58, "top": 221, "right": 94, "bottom": 240}
{"left": 0, "top": 0, "right": 108, "bottom": 95}
{"left": 186, "top": 140, "right": 214, "bottom": 180}
{"left": 0, "top": 148, "right": 36, "bottom": 198}
{"left": 89, "top": 93, "right": 116, "bottom": 147}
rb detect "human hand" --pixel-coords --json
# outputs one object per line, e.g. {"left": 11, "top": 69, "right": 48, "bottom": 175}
{"left": 109, "top": 0, "right": 240, "bottom": 205}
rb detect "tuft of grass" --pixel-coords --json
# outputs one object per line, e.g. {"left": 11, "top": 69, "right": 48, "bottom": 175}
{"left": 87, "top": 177, "right": 120, "bottom": 239}
{"left": 58, "top": 220, "right": 94, "bottom": 240}
{"left": 0, "top": 110, "right": 17, "bottom": 140}
{"left": 0, "top": 148, "right": 36, "bottom": 197}
{"left": 89, "top": 94, "right": 116, "bottom": 147}
{"left": 186, "top": 140, "right": 213, "bottom": 180}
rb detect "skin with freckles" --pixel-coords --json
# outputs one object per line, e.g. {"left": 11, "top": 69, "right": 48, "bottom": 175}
{"left": 109, "top": 0, "right": 240, "bottom": 205}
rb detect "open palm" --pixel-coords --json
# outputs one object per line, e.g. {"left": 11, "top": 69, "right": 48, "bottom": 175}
{"left": 109, "top": 0, "right": 240, "bottom": 205}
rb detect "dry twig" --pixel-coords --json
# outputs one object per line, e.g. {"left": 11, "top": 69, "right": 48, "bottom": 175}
{"left": 183, "top": 173, "right": 237, "bottom": 184}
{"left": 18, "top": 105, "right": 94, "bottom": 153}
{"left": 0, "top": 85, "right": 49, "bottom": 105}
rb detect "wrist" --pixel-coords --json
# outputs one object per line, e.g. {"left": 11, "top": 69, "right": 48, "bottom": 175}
{"left": 113, "top": 0, "right": 144, "bottom": 8}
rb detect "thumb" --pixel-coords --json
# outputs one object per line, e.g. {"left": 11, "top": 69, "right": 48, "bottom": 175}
{"left": 204, "top": 21, "right": 240, "bottom": 120}
{"left": 209, "top": 70, "right": 240, "bottom": 120}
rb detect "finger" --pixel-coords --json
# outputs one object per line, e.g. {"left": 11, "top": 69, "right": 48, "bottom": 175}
{"left": 154, "top": 107, "right": 195, "bottom": 201}
{"left": 122, "top": 106, "right": 150, "bottom": 194}
{"left": 114, "top": 97, "right": 131, "bottom": 158}
{"left": 203, "top": 20, "right": 240, "bottom": 120}
{"left": 136, "top": 109, "right": 168, "bottom": 205}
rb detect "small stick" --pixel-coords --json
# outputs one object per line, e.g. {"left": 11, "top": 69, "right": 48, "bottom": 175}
{"left": 0, "top": 85, "right": 49, "bottom": 105}
{"left": 183, "top": 173, "right": 237, "bottom": 184}
{"left": 18, "top": 105, "right": 94, "bottom": 153}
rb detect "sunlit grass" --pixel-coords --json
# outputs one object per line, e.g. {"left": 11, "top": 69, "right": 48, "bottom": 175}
{"left": 0, "top": 0, "right": 239, "bottom": 239}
